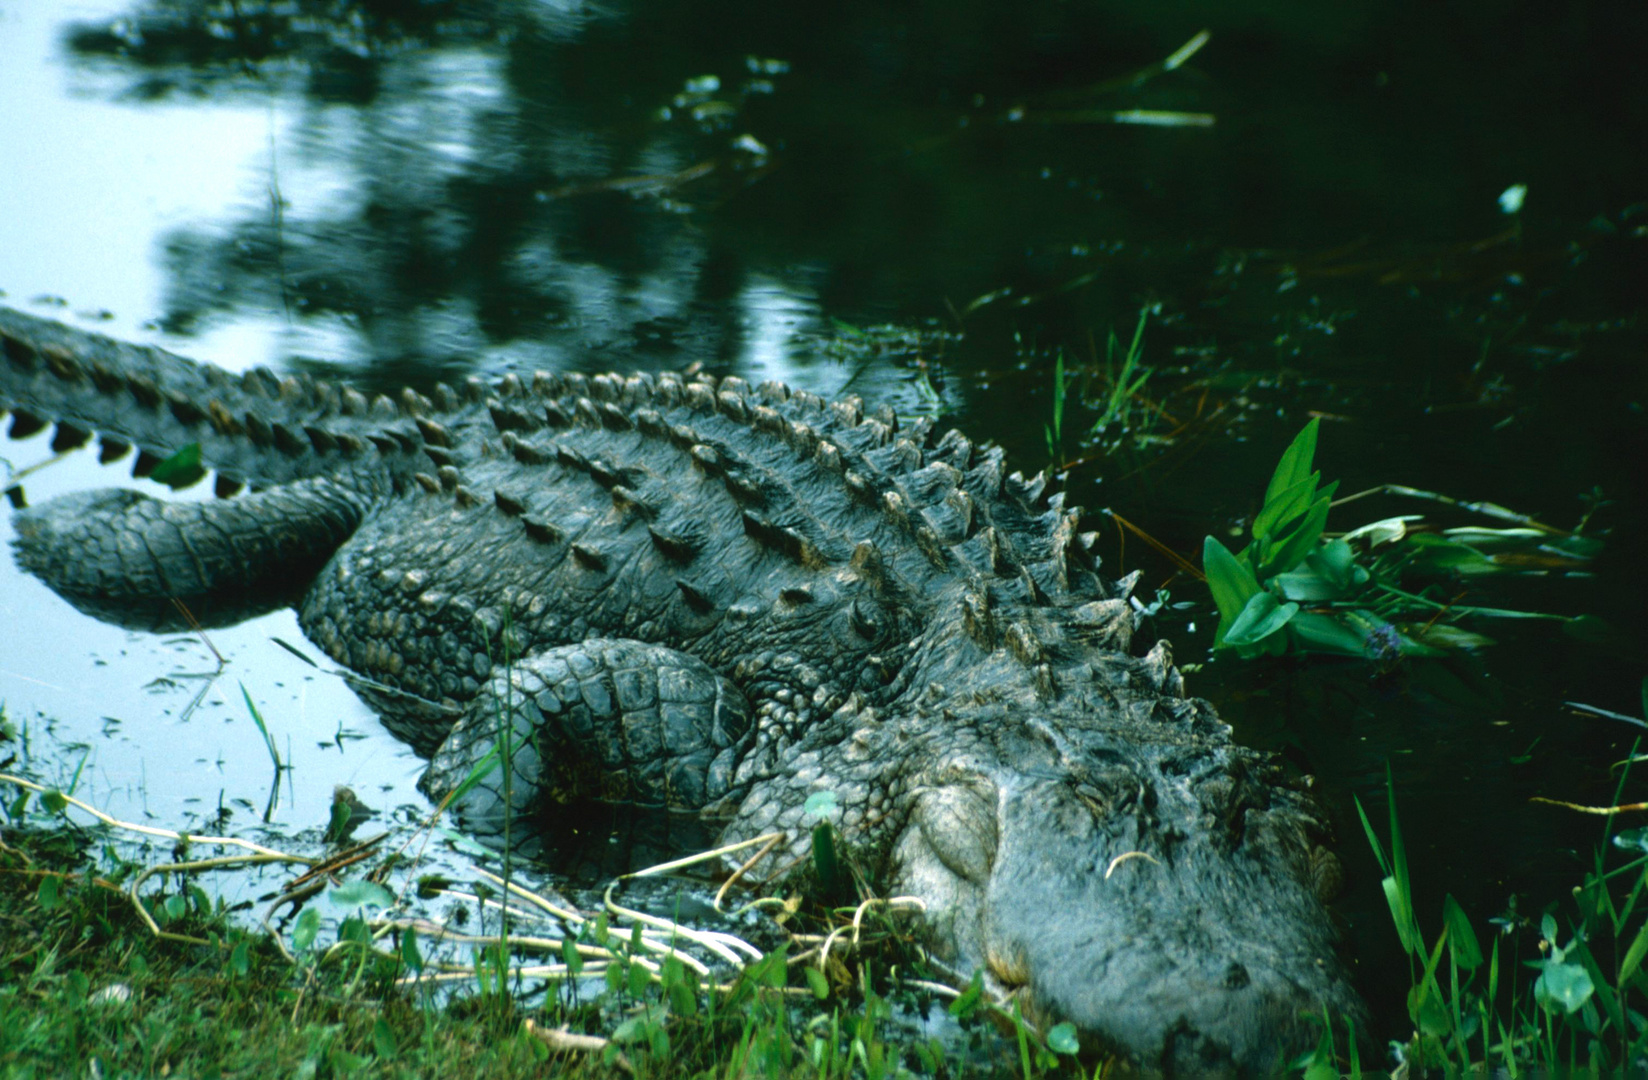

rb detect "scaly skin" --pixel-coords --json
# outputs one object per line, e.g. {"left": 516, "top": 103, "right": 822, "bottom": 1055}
{"left": 2, "top": 305, "right": 1362, "bottom": 1074}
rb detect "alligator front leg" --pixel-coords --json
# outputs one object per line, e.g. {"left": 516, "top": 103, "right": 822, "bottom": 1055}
{"left": 420, "top": 638, "right": 755, "bottom": 848}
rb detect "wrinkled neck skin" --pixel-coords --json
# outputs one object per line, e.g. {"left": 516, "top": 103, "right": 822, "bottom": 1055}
{"left": 726, "top": 603, "right": 1360, "bottom": 1076}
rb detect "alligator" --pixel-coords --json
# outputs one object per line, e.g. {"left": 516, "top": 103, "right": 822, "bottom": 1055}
{"left": 1, "top": 304, "right": 1361, "bottom": 1074}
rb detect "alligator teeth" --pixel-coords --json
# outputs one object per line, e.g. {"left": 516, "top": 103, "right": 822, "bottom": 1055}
{"left": 7, "top": 411, "right": 45, "bottom": 439}
{"left": 214, "top": 475, "right": 245, "bottom": 498}
{"left": 49, "top": 423, "right": 91, "bottom": 452}
{"left": 570, "top": 544, "right": 608, "bottom": 571}
{"left": 675, "top": 579, "right": 713, "bottom": 612}
{"left": 97, "top": 436, "right": 130, "bottom": 463}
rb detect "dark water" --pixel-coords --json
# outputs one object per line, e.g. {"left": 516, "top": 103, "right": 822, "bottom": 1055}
{"left": 1, "top": 0, "right": 1646, "bottom": 1050}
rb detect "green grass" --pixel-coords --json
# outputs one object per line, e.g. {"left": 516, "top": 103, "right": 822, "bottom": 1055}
{"left": 0, "top": 779, "right": 1093, "bottom": 1080}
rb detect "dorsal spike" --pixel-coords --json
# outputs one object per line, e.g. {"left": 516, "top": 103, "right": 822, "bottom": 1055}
{"left": 214, "top": 475, "right": 244, "bottom": 499}
{"left": 522, "top": 516, "right": 563, "bottom": 544}
{"left": 49, "top": 423, "right": 91, "bottom": 453}
{"left": 453, "top": 486, "right": 480, "bottom": 509}
{"left": 543, "top": 401, "right": 572, "bottom": 428}
{"left": 723, "top": 471, "right": 764, "bottom": 506}
{"left": 97, "top": 436, "right": 130, "bottom": 463}
{"left": 689, "top": 445, "right": 722, "bottom": 476}
{"left": 850, "top": 540, "right": 888, "bottom": 590}
{"left": 717, "top": 390, "right": 749, "bottom": 423}
{"left": 597, "top": 402, "right": 633, "bottom": 431}
{"left": 271, "top": 422, "right": 307, "bottom": 457}
{"left": 423, "top": 444, "right": 454, "bottom": 467}
{"left": 610, "top": 485, "right": 656, "bottom": 519}
{"left": 305, "top": 425, "right": 338, "bottom": 454}
{"left": 571, "top": 544, "right": 608, "bottom": 571}
{"left": 494, "top": 490, "right": 527, "bottom": 516}
{"left": 437, "top": 466, "right": 459, "bottom": 492}
{"left": 414, "top": 473, "right": 440, "bottom": 494}
{"left": 415, "top": 417, "right": 452, "bottom": 448}
{"left": 648, "top": 526, "right": 697, "bottom": 564}
{"left": 676, "top": 579, "right": 713, "bottom": 613}
{"left": 432, "top": 382, "right": 458, "bottom": 412}
{"left": 131, "top": 448, "right": 161, "bottom": 478}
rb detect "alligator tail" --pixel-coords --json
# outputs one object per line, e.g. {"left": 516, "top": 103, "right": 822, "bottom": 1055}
{"left": 1, "top": 305, "right": 403, "bottom": 490}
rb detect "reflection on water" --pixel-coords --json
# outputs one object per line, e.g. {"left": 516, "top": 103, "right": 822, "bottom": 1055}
{"left": 1, "top": 0, "right": 1645, "bottom": 1049}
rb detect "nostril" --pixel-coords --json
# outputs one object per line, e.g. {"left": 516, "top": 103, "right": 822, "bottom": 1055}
{"left": 1222, "top": 961, "right": 1251, "bottom": 990}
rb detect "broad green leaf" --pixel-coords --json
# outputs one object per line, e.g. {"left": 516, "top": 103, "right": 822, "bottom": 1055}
{"left": 1403, "top": 534, "right": 1499, "bottom": 575}
{"left": 1534, "top": 959, "right": 1594, "bottom": 1014}
{"left": 1620, "top": 917, "right": 1648, "bottom": 985}
{"left": 329, "top": 881, "right": 394, "bottom": 910}
{"left": 1442, "top": 894, "right": 1483, "bottom": 969}
{"left": 1253, "top": 473, "right": 1320, "bottom": 544}
{"left": 1289, "top": 612, "right": 1371, "bottom": 657}
{"left": 372, "top": 1018, "right": 398, "bottom": 1061}
{"left": 1203, "top": 536, "right": 1261, "bottom": 647}
{"left": 1256, "top": 494, "right": 1332, "bottom": 578}
{"left": 41, "top": 790, "right": 68, "bottom": 814}
{"left": 401, "top": 927, "right": 424, "bottom": 973}
{"left": 1263, "top": 419, "right": 1320, "bottom": 507}
{"left": 1274, "top": 568, "right": 1345, "bottom": 602}
{"left": 804, "top": 966, "right": 829, "bottom": 1000}
{"left": 560, "top": 937, "right": 582, "bottom": 976}
{"left": 1404, "top": 624, "right": 1497, "bottom": 651}
{"left": 150, "top": 443, "right": 205, "bottom": 489}
{"left": 1223, "top": 592, "right": 1298, "bottom": 648}
{"left": 293, "top": 906, "right": 321, "bottom": 953}
{"left": 1341, "top": 515, "right": 1423, "bottom": 548}
{"left": 949, "top": 970, "right": 984, "bottom": 1018}
{"left": 1306, "top": 538, "right": 1360, "bottom": 590}
{"left": 1047, "top": 1023, "right": 1080, "bottom": 1055}
{"left": 1440, "top": 526, "right": 1548, "bottom": 551}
